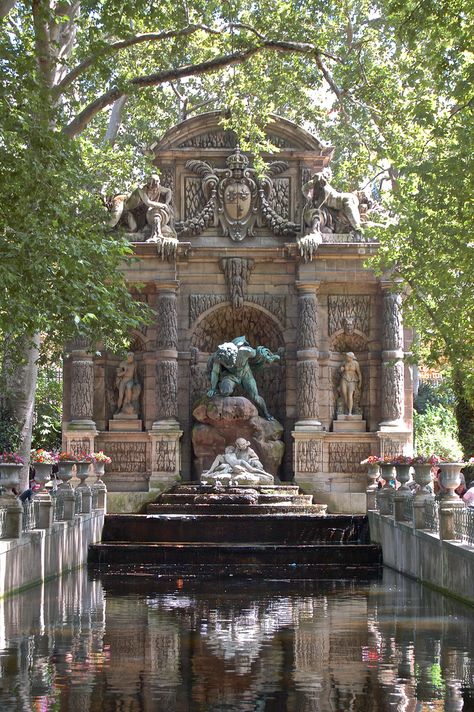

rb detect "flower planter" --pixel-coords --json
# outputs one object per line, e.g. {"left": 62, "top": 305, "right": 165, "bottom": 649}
{"left": 58, "top": 461, "right": 77, "bottom": 482}
{"left": 395, "top": 464, "right": 412, "bottom": 490}
{"left": 76, "top": 461, "right": 92, "bottom": 478}
{"left": 32, "top": 462, "right": 52, "bottom": 484}
{"left": 93, "top": 461, "right": 105, "bottom": 477}
{"left": 0, "top": 463, "right": 22, "bottom": 494}
{"left": 439, "top": 462, "right": 464, "bottom": 501}
{"left": 413, "top": 464, "right": 433, "bottom": 497}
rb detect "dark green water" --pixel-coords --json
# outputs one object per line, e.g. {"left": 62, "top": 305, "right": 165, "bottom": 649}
{"left": 0, "top": 568, "right": 473, "bottom": 711}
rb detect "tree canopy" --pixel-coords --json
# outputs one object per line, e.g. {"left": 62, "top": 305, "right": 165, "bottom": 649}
{"left": 0, "top": 0, "right": 473, "bottom": 443}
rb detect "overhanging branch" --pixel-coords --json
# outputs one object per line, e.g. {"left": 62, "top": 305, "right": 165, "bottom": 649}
{"left": 64, "top": 40, "right": 342, "bottom": 137}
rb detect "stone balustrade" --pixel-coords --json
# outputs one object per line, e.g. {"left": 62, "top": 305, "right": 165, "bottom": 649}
{"left": 0, "top": 482, "right": 107, "bottom": 598}
{"left": 367, "top": 481, "right": 474, "bottom": 605}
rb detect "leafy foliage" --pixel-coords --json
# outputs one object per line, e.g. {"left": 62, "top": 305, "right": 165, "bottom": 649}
{"left": 31, "top": 368, "right": 62, "bottom": 451}
{"left": 0, "top": 0, "right": 472, "bottom": 436}
{"left": 413, "top": 404, "right": 463, "bottom": 461}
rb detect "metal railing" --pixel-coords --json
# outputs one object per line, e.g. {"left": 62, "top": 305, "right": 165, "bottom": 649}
{"left": 453, "top": 506, "right": 474, "bottom": 546}
{"left": 22, "top": 499, "right": 36, "bottom": 532}
{"left": 424, "top": 500, "right": 440, "bottom": 533}
{"left": 403, "top": 495, "right": 414, "bottom": 522}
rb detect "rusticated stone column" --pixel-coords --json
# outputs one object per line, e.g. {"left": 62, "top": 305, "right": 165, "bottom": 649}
{"left": 380, "top": 284, "right": 405, "bottom": 427}
{"left": 63, "top": 338, "right": 97, "bottom": 455}
{"left": 292, "top": 282, "right": 325, "bottom": 491}
{"left": 295, "top": 282, "right": 322, "bottom": 428}
{"left": 150, "top": 281, "right": 182, "bottom": 485}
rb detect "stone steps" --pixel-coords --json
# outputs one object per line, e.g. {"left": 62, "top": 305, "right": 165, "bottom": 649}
{"left": 88, "top": 541, "right": 382, "bottom": 578}
{"left": 88, "top": 485, "right": 381, "bottom": 579}
{"left": 100, "top": 513, "right": 369, "bottom": 544}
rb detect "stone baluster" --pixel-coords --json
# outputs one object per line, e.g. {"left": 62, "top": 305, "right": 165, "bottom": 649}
{"left": 295, "top": 282, "right": 322, "bottom": 430}
{"left": 380, "top": 284, "right": 405, "bottom": 428}
{"left": 64, "top": 337, "right": 97, "bottom": 454}
{"left": 150, "top": 281, "right": 183, "bottom": 486}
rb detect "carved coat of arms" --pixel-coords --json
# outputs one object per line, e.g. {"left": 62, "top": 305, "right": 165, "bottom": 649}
{"left": 177, "top": 149, "right": 298, "bottom": 241}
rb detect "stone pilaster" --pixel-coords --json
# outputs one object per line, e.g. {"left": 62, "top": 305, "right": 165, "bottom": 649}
{"left": 293, "top": 282, "right": 324, "bottom": 492}
{"left": 63, "top": 338, "right": 97, "bottom": 455}
{"left": 295, "top": 282, "right": 322, "bottom": 429}
{"left": 150, "top": 282, "right": 182, "bottom": 486}
{"left": 380, "top": 284, "right": 405, "bottom": 429}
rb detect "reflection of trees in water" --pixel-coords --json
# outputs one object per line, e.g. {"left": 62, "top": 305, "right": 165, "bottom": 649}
{"left": 0, "top": 571, "right": 473, "bottom": 711}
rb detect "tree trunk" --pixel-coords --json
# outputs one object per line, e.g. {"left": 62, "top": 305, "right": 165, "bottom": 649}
{"left": 4, "top": 335, "right": 40, "bottom": 491}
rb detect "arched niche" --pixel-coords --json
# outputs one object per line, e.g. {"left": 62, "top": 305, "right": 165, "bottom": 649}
{"left": 191, "top": 304, "right": 283, "bottom": 353}
{"left": 189, "top": 304, "right": 285, "bottom": 421}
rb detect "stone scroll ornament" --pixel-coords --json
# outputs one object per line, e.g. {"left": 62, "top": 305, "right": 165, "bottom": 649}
{"left": 176, "top": 149, "right": 298, "bottom": 240}
{"left": 298, "top": 169, "right": 364, "bottom": 261}
{"left": 206, "top": 336, "right": 280, "bottom": 420}
{"left": 107, "top": 173, "right": 179, "bottom": 261}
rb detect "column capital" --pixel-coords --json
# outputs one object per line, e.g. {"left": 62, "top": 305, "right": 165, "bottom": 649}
{"left": 295, "top": 281, "right": 321, "bottom": 295}
{"left": 154, "top": 280, "right": 180, "bottom": 295}
{"left": 380, "top": 279, "right": 404, "bottom": 293}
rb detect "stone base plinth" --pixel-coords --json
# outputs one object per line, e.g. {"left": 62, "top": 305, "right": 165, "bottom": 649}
{"left": 333, "top": 415, "right": 366, "bottom": 433}
{"left": 109, "top": 419, "right": 143, "bottom": 432}
{"left": 62, "top": 424, "right": 97, "bottom": 457}
{"left": 292, "top": 430, "right": 380, "bottom": 513}
{"left": 149, "top": 419, "right": 183, "bottom": 489}
{"left": 377, "top": 430, "right": 412, "bottom": 458}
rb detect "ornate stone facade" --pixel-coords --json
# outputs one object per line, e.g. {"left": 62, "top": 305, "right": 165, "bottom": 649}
{"left": 63, "top": 112, "right": 413, "bottom": 510}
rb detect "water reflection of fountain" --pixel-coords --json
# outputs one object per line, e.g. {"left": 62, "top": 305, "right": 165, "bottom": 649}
{"left": 0, "top": 570, "right": 473, "bottom": 710}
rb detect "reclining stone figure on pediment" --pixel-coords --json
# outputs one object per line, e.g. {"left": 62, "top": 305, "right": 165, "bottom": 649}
{"left": 107, "top": 173, "right": 178, "bottom": 259}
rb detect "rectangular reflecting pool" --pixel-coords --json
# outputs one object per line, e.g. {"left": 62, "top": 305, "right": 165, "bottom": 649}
{"left": 0, "top": 567, "right": 473, "bottom": 710}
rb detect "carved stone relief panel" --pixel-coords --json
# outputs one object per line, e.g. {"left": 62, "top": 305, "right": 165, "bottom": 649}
{"left": 328, "top": 296, "right": 371, "bottom": 336}
{"left": 184, "top": 176, "right": 206, "bottom": 221}
{"left": 159, "top": 166, "right": 175, "bottom": 195}
{"left": 255, "top": 357, "right": 285, "bottom": 423}
{"left": 189, "top": 349, "right": 210, "bottom": 407}
{"left": 155, "top": 441, "right": 177, "bottom": 473}
{"left": 178, "top": 131, "right": 236, "bottom": 149}
{"left": 97, "top": 442, "right": 147, "bottom": 473}
{"left": 382, "top": 291, "right": 403, "bottom": 351}
{"left": 69, "top": 438, "right": 92, "bottom": 457}
{"left": 331, "top": 332, "right": 367, "bottom": 353}
{"left": 156, "top": 360, "right": 178, "bottom": 419}
{"left": 328, "top": 443, "right": 372, "bottom": 473}
{"left": 71, "top": 360, "right": 94, "bottom": 419}
{"left": 220, "top": 257, "right": 254, "bottom": 309}
{"left": 268, "top": 134, "right": 292, "bottom": 148}
{"left": 189, "top": 295, "right": 225, "bottom": 326}
{"left": 296, "top": 440, "right": 323, "bottom": 473}
{"left": 248, "top": 295, "right": 286, "bottom": 325}
{"left": 191, "top": 305, "right": 282, "bottom": 353}
{"left": 105, "top": 363, "right": 118, "bottom": 423}
{"left": 131, "top": 292, "right": 153, "bottom": 338}
{"left": 297, "top": 360, "right": 319, "bottom": 420}
{"left": 380, "top": 437, "right": 404, "bottom": 459}
{"left": 381, "top": 361, "right": 404, "bottom": 422}
{"left": 297, "top": 294, "right": 318, "bottom": 350}
{"left": 268, "top": 177, "right": 290, "bottom": 220}
{"left": 156, "top": 294, "right": 178, "bottom": 351}
{"left": 189, "top": 294, "right": 286, "bottom": 327}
